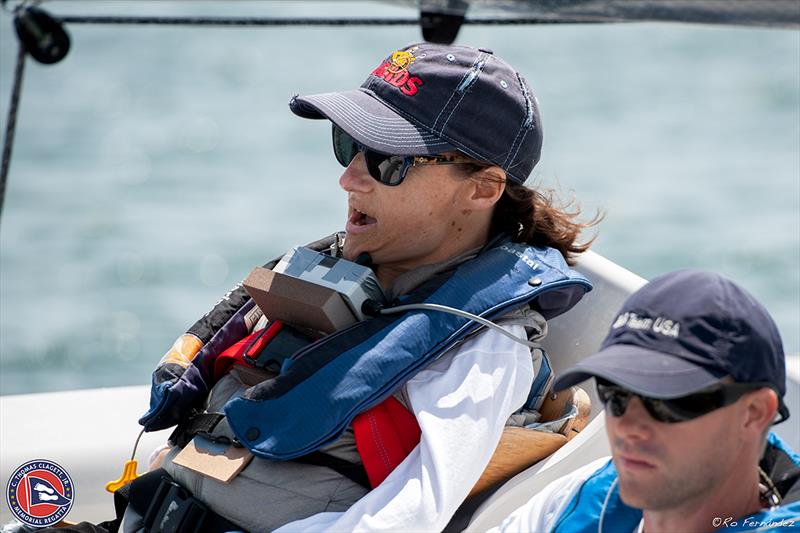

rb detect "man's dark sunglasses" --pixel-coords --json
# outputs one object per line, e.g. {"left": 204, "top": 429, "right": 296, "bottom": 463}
{"left": 332, "top": 125, "right": 477, "bottom": 186}
{"left": 596, "top": 379, "right": 782, "bottom": 424}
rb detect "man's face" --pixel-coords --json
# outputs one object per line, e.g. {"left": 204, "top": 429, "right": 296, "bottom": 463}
{"left": 338, "top": 151, "right": 479, "bottom": 277}
{"left": 605, "top": 392, "right": 745, "bottom": 510}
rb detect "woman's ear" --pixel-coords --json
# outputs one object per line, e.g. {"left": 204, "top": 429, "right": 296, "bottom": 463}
{"left": 468, "top": 166, "right": 507, "bottom": 210}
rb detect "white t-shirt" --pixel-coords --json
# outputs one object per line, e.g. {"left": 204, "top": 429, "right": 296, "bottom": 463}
{"left": 275, "top": 324, "right": 534, "bottom": 532}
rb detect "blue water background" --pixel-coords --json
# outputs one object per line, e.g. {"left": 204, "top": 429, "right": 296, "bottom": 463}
{"left": 1, "top": 1, "right": 798, "bottom": 394}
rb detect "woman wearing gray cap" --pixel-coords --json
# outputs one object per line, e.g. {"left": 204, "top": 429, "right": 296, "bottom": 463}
{"left": 93, "top": 43, "right": 599, "bottom": 533}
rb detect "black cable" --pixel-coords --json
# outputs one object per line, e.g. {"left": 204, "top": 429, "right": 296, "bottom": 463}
{"left": 57, "top": 16, "right": 419, "bottom": 26}
{"left": 54, "top": 15, "right": 603, "bottom": 26}
{"left": 0, "top": 10, "right": 603, "bottom": 229}
{"left": 0, "top": 42, "right": 26, "bottom": 229}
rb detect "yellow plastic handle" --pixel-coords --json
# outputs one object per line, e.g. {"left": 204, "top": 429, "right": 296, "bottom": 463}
{"left": 105, "top": 459, "right": 140, "bottom": 493}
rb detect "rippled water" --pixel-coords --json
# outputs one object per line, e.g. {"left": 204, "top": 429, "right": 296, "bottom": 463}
{"left": 1, "top": 1, "right": 798, "bottom": 394}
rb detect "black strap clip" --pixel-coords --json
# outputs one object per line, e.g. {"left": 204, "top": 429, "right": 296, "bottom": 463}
{"left": 143, "top": 477, "right": 209, "bottom": 533}
{"left": 169, "top": 412, "right": 226, "bottom": 449}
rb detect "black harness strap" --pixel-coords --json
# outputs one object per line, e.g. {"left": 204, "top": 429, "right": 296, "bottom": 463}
{"left": 169, "top": 413, "right": 225, "bottom": 448}
{"left": 294, "top": 451, "right": 371, "bottom": 490}
{"left": 245, "top": 324, "right": 313, "bottom": 372}
{"left": 170, "top": 410, "right": 370, "bottom": 490}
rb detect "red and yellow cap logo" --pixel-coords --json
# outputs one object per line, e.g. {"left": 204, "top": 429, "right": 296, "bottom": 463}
{"left": 387, "top": 46, "right": 419, "bottom": 74}
{"left": 370, "top": 46, "right": 424, "bottom": 96}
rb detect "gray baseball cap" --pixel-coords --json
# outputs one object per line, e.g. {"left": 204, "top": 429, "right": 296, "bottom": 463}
{"left": 289, "top": 42, "right": 543, "bottom": 184}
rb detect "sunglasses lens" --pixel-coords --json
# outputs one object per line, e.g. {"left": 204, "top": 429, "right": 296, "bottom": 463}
{"left": 644, "top": 399, "right": 689, "bottom": 423}
{"left": 376, "top": 156, "right": 405, "bottom": 186}
{"left": 607, "top": 394, "right": 628, "bottom": 417}
{"left": 332, "top": 126, "right": 359, "bottom": 168}
{"left": 332, "top": 125, "right": 407, "bottom": 186}
{"left": 655, "top": 389, "right": 725, "bottom": 422}
{"left": 598, "top": 383, "right": 626, "bottom": 416}
{"left": 363, "top": 150, "right": 386, "bottom": 182}
{"left": 597, "top": 381, "right": 724, "bottom": 423}
{"left": 363, "top": 150, "right": 406, "bottom": 186}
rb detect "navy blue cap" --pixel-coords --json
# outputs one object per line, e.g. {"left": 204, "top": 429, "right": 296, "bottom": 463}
{"left": 289, "top": 43, "right": 542, "bottom": 184}
{"left": 554, "top": 269, "right": 789, "bottom": 421}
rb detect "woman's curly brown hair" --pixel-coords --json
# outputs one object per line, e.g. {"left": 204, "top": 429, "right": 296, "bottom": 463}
{"left": 489, "top": 181, "right": 601, "bottom": 266}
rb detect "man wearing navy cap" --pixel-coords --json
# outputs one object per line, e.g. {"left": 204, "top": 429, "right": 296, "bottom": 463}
{"left": 494, "top": 269, "right": 799, "bottom": 532}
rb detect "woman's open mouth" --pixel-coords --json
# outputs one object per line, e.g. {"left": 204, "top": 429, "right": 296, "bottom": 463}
{"left": 347, "top": 207, "right": 378, "bottom": 234}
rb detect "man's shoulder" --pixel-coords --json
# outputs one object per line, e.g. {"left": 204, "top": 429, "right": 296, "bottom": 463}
{"left": 549, "top": 455, "right": 618, "bottom": 495}
{"left": 491, "top": 457, "right": 619, "bottom": 532}
{"left": 547, "top": 456, "right": 643, "bottom": 532}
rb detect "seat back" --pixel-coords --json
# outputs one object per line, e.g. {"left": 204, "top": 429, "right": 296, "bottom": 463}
{"left": 460, "top": 250, "right": 646, "bottom": 531}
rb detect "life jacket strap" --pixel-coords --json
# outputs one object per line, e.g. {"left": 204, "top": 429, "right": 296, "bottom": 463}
{"left": 168, "top": 409, "right": 372, "bottom": 490}
{"left": 168, "top": 325, "right": 370, "bottom": 490}
{"left": 523, "top": 348, "right": 554, "bottom": 412}
{"left": 213, "top": 323, "right": 280, "bottom": 379}
{"left": 247, "top": 323, "right": 317, "bottom": 371}
{"left": 169, "top": 413, "right": 226, "bottom": 449}
{"left": 353, "top": 396, "right": 422, "bottom": 488}
{"left": 213, "top": 322, "right": 319, "bottom": 380}
{"left": 293, "top": 451, "right": 371, "bottom": 489}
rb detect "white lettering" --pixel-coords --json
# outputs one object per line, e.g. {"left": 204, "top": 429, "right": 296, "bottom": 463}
{"left": 612, "top": 313, "right": 681, "bottom": 339}
{"left": 742, "top": 517, "right": 797, "bottom": 528}
{"left": 653, "top": 317, "right": 680, "bottom": 338}
{"left": 499, "top": 245, "right": 538, "bottom": 270}
{"left": 612, "top": 313, "right": 629, "bottom": 329}
{"left": 627, "top": 314, "right": 653, "bottom": 330}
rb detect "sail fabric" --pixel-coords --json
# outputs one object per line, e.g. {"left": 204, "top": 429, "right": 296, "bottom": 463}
{"left": 414, "top": 0, "right": 800, "bottom": 28}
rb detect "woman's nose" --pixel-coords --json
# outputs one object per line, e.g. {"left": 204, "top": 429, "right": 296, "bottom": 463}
{"left": 338, "top": 153, "right": 374, "bottom": 193}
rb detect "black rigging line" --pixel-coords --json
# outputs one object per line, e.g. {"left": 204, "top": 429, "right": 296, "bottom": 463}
{"left": 54, "top": 15, "right": 602, "bottom": 26}
{"left": 0, "top": 43, "right": 26, "bottom": 229}
{"left": 59, "top": 15, "right": 421, "bottom": 26}
{"left": 0, "top": 10, "right": 601, "bottom": 230}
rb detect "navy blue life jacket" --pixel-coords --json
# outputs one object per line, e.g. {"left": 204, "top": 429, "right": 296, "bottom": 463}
{"left": 140, "top": 235, "right": 592, "bottom": 461}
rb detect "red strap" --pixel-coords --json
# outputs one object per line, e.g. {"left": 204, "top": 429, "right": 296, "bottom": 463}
{"left": 214, "top": 323, "right": 422, "bottom": 488}
{"left": 213, "top": 321, "right": 284, "bottom": 380}
{"left": 353, "top": 396, "right": 422, "bottom": 488}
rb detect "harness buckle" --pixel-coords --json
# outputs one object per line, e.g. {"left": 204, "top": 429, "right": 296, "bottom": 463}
{"left": 143, "top": 476, "right": 208, "bottom": 533}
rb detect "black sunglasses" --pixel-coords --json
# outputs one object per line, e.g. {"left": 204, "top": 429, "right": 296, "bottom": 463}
{"left": 596, "top": 379, "right": 781, "bottom": 424}
{"left": 332, "top": 125, "right": 478, "bottom": 186}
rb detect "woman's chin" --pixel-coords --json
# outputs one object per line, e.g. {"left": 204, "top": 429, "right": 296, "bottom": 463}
{"left": 342, "top": 242, "right": 366, "bottom": 262}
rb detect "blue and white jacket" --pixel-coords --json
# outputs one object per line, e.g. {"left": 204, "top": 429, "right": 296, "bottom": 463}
{"left": 492, "top": 432, "right": 800, "bottom": 532}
